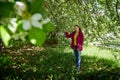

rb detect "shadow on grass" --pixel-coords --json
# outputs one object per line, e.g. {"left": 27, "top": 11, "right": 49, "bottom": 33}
{"left": 0, "top": 48, "right": 120, "bottom": 80}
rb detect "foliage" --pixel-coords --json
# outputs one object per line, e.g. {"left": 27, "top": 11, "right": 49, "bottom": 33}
{"left": 44, "top": 0, "right": 120, "bottom": 44}
{"left": 0, "top": 0, "right": 55, "bottom": 47}
{"left": 0, "top": 56, "right": 11, "bottom": 68}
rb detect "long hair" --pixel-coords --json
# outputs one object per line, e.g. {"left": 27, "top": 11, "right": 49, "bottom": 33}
{"left": 74, "top": 25, "right": 82, "bottom": 32}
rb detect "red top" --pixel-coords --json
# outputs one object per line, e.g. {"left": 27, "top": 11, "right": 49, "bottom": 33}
{"left": 65, "top": 31, "right": 84, "bottom": 51}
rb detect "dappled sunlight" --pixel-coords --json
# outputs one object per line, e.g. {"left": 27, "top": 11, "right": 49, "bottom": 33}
{"left": 63, "top": 47, "right": 73, "bottom": 53}
{"left": 82, "top": 45, "right": 117, "bottom": 61}
{"left": 0, "top": 45, "right": 120, "bottom": 80}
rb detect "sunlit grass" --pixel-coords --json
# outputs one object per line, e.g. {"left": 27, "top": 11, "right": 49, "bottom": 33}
{"left": 64, "top": 45, "right": 116, "bottom": 60}
{"left": 64, "top": 45, "right": 120, "bottom": 67}
{"left": 83, "top": 45, "right": 116, "bottom": 60}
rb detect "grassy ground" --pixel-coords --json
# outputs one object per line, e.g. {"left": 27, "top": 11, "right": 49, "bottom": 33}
{"left": 0, "top": 45, "right": 120, "bottom": 80}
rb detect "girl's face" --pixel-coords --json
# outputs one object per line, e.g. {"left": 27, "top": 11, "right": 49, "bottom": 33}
{"left": 74, "top": 26, "right": 79, "bottom": 32}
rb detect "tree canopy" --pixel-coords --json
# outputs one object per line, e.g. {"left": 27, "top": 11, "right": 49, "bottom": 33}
{"left": 45, "top": 0, "right": 120, "bottom": 43}
{"left": 0, "top": 0, "right": 120, "bottom": 47}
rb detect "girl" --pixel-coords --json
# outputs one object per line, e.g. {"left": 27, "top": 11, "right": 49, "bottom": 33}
{"left": 65, "top": 25, "right": 84, "bottom": 70}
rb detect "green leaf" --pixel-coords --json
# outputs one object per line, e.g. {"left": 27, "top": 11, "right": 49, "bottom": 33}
{"left": 0, "top": 2, "right": 14, "bottom": 17}
{"left": 30, "top": 0, "right": 45, "bottom": 16}
{"left": 43, "top": 22, "right": 55, "bottom": 32}
{"left": 28, "top": 27, "right": 46, "bottom": 46}
{"left": 0, "top": 26, "right": 11, "bottom": 46}
{"left": 16, "top": 21, "right": 25, "bottom": 33}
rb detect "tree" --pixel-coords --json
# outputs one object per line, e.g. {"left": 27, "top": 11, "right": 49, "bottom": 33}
{"left": 45, "top": 0, "right": 120, "bottom": 44}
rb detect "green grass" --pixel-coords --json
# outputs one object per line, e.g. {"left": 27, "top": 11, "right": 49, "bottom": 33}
{"left": 0, "top": 45, "right": 120, "bottom": 80}
{"left": 83, "top": 45, "right": 120, "bottom": 62}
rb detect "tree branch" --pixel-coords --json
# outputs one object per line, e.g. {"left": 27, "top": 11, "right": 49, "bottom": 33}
{"left": 115, "top": 0, "right": 119, "bottom": 22}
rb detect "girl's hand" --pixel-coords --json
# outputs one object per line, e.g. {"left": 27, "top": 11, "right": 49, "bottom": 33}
{"left": 77, "top": 48, "right": 79, "bottom": 51}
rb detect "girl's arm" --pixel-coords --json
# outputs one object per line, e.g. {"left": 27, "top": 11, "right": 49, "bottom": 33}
{"left": 65, "top": 32, "right": 73, "bottom": 38}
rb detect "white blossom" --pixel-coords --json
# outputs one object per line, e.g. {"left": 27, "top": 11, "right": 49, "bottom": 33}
{"left": 31, "top": 13, "right": 42, "bottom": 20}
{"left": 23, "top": 20, "right": 31, "bottom": 30}
{"left": 14, "top": 1, "right": 26, "bottom": 16}
{"left": 8, "top": 18, "right": 17, "bottom": 33}
{"left": 22, "top": 13, "right": 43, "bottom": 30}
{"left": 31, "top": 13, "right": 42, "bottom": 28}
{"left": 22, "top": 13, "right": 50, "bottom": 30}
{"left": 31, "top": 20, "right": 42, "bottom": 29}
{"left": 15, "top": 1, "right": 26, "bottom": 11}
{"left": 41, "top": 18, "right": 50, "bottom": 25}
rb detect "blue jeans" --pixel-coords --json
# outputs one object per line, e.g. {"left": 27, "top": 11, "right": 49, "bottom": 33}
{"left": 73, "top": 46, "right": 81, "bottom": 67}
